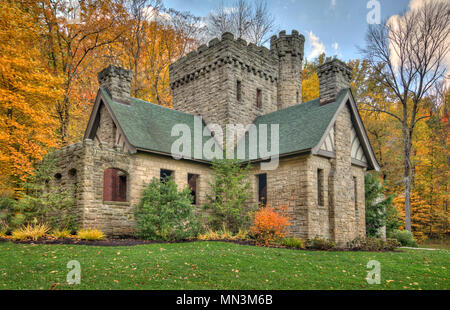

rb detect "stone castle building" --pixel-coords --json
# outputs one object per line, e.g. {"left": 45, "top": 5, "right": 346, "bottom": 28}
{"left": 52, "top": 30, "right": 379, "bottom": 245}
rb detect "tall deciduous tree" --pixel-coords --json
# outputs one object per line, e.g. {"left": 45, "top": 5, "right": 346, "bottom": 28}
{"left": 206, "top": 0, "right": 275, "bottom": 45}
{"left": 39, "top": 0, "right": 126, "bottom": 144}
{"left": 0, "top": 0, "right": 63, "bottom": 191}
{"left": 360, "top": 1, "right": 450, "bottom": 231}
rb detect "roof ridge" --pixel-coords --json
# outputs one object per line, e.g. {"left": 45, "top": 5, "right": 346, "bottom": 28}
{"left": 101, "top": 88, "right": 196, "bottom": 118}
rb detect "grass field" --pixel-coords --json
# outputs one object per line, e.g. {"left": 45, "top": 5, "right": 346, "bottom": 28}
{"left": 0, "top": 241, "right": 448, "bottom": 290}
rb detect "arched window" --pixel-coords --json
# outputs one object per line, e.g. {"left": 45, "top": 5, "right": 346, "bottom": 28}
{"left": 103, "top": 168, "right": 127, "bottom": 202}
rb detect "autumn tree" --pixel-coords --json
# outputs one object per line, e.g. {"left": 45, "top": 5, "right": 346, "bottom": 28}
{"left": 0, "top": 0, "right": 63, "bottom": 191}
{"left": 206, "top": 0, "right": 275, "bottom": 45}
{"left": 38, "top": 0, "right": 126, "bottom": 144}
{"left": 301, "top": 53, "right": 332, "bottom": 102}
{"left": 360, "top": 1, "right": 450, "bottom": 231}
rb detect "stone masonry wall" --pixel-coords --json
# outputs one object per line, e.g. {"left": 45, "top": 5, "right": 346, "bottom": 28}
{"left": 317, "top": 59, "right": 352, "bottom": 105}
{"left": 98, "top": 65, "right": 132, "bottom": 104}
{"left": 170, "top": 32, "right": 279, "bottom": 133}
{"left": 96, "top": 104, "right": 116, "bottom": 147}
{"left": 328, "top": 104, "right": 366, "bottom": 245}
{"left": 249, "top": 155, "right": 310, "bottom": 238}
{"left": 270, "top": 30, "right": 305, "bottom": 109}
{"left": 50, "top": 142, "right": 86, "bottom": 227}
{"left": 53, "top": 138, "right": 365, "bottom": 243}
{"left": 52, "top": 139, "right": 213, "bottom": 236}
{"left": 170, "top": 31, "right": 304, "bottom": 133}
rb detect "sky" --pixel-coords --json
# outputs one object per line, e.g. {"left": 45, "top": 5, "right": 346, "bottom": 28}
{"left": 164, "top": 0, "right": 412, "bottom": 62}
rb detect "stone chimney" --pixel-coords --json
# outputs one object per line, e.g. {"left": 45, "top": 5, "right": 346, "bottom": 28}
{"left": 98, "top": 65, "right": 132, "bottom": 104}
{"left": 317, "top": 59, "right": 352, "bottom": 105}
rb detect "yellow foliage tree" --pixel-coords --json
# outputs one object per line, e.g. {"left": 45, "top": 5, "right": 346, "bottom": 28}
{"left": 394, "top": 192, "right": 431, "bottom": 241}
{"left": 0, "top": 1, "right": 63, "bottom": 191}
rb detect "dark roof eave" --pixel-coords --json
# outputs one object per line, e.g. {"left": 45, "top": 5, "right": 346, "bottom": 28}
{"left": 242, "top": 148, "right": 312, "bottom": 165}
{"left": 134, "top": 147, "right": 212, "bottom": 165}
{"left": 134, "top": 147, "right": 313, "bottom": 166}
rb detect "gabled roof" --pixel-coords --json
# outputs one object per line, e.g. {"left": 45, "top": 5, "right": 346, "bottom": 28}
{"left": 84, "top": 88, "right": 379, "bottom": 170}
{"left": 85, "top": 88, "right": 213, "bottom": 163}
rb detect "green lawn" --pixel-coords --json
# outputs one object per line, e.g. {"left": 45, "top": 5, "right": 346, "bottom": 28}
{"left": 0, "top": 241, "right": 448, "bottom": 290}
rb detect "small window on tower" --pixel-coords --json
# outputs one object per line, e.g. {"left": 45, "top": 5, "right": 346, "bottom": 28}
{"left": 256, "top": 88, "right": 262, "bottom": 108}
{"left": 236, "top": 80, "right": 242, "bottom": 102}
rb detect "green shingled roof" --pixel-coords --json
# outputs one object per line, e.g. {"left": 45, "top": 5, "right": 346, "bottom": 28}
{"left": 99, "top": 87, "right": 348, "bottom": 162}
{"left": 236, "top": 90, "right": 347, "bottom": 161}
{"left": 100, "top": 88, "right": 212, "bottom": 161}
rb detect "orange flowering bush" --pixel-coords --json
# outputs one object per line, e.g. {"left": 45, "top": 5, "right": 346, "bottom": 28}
{"left": 249, "top": 205, "right": 291, "bottom": 245}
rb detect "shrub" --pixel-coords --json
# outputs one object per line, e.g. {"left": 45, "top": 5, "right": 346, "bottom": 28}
{"left": 1, "top": 156, "right": 78, "bottom": 232}
{"left": 11, "top": 230, "right": 28, "bottom": 241}
{"left": 198, "top": 227, "right": 248, "bottom": 241}
{"left": 51, "top": 229, "right": 71, "bottom": 239}
{"left": 306, "top": 237, "right": 335, "bottom": 250}
{"left": 134, "top": 178, "right": 201, "bottom": 241}
{"left": 0, "top": 218, "right": 9, "bottom": 236}
{"left": 365, "top": 173, "right": 399, "bottom": 237}
{"left": 280, "top": 237, "right": 306, "bottom": 249}
{"left": 204, "top": 158, "right": 254, "bottom": 233}
{"left": 11, "top": 223, "right": 50, "bottom": 241}
{"left": 234, "top": 228, "right": 249, "bottom": 241}
{"left": 77, "top": 229, "right": 105, "bottom": 241}
{"left": 347, "top": 236, "right": 401, "bottom": 251}
{"left": 0, "top": 197, "right": 15, "bottom": 232}
{"left": 386, "top": 238, "right": 402, "bottom": 250}
{"left": 388, "top": 229, "right": 418, "bottom": 247}
{"left": 198, "top": 229, "right": 220, "bottom": 241}
{"left": 249, "top": 205, "right": 291, "bottom": 245}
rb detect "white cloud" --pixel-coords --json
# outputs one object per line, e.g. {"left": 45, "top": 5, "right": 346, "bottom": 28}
{"left": 331, "top": 0, "right": 337, "bottom": 8}
{"left": 387, "top": 0, "right": 449, "bottom": 85}
{"left": 307, "top": 31, "right": 326, "bottom": 59}
{"left": 142, "top": 6, "right": 171, "bottom": 23}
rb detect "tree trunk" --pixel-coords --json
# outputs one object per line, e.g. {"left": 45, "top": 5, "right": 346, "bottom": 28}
{"left": 402, "top": 123, "right": 412, "bottom": 232}
{"left": 57, "top": 96, "right": 70, "bottom": 145}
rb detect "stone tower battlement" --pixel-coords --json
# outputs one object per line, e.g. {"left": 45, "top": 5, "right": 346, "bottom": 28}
{"left": 270, "top": 30, "right": 305, "bottom": 57}
{"left": 169, "top": 30, "right": 305, "bottom": 129}
{"left": 169, "top": 32, "right": 279, "bottom": 90}
{"left": 270, "top": 30, "right": 305, "bottom": 109}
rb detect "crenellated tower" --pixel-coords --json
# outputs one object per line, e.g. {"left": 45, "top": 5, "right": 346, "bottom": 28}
{"left": 270, "top": 30, "right": 305, "bottom": 109}
{"left": 169, "top": 30, "right": 305, "bottom": 133}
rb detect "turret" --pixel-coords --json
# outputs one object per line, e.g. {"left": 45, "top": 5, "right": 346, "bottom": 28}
{"left": 270, "top": 30, "right": 305, "bottom": 109}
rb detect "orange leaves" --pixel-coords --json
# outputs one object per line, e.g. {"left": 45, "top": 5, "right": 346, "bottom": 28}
{"left": 0, "top": 1, "right": 62, "bottom": 190}
{"left": 249, "top": 205, "right": 291, "bottom": 245}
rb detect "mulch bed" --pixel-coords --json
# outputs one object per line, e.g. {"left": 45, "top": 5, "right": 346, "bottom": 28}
{"left": 0, "top": 237, "right": 260, "bottom": 247}
{"left": 0, "top": 237, "right": 400, "bottom": 252}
